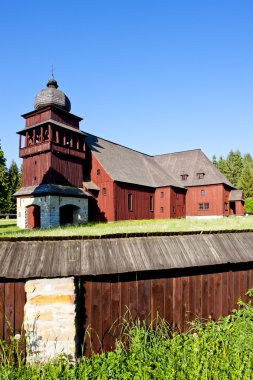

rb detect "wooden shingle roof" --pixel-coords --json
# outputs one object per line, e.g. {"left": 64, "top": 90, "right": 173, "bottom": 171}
{"left": 0, "top": 232, "right": 252, "bottom": 279}
{"left": 85, "top": 134, "right": 235, "bottom": 189}
{"left": 154, "top": 149, "right": 235, "bottom": 188}
{"left": 85, "top": 134, "right": 185, "bottom": 189}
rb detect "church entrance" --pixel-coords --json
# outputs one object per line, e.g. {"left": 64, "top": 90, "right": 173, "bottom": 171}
{"left": 26, "top": 205, "right": 41, "bottom": 229}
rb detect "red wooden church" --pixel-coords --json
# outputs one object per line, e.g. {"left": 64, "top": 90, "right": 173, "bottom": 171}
{"left": 15, "top": 77, "right": 244, "bottom": 228}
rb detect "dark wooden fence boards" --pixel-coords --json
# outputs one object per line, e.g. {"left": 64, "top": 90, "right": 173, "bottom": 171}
{"left": 82, "top": 264, "right": 253, "bottom": 355}
{"left": 0, "top": 281, "right": 26, "bottom": 341}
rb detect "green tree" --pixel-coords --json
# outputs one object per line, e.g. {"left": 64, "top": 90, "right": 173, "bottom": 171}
{"left": 243, "top": 153, "right": 253, "bottom": 166}
{"left": 237, "top": 164, "right": 253, "bottom": 199}
{"left": 216, "top": 155, "right": 230, "bottom": 181}
{"left": 245, "top": 197, "right": 253, "bottom": 213}
{"left": 226, "top": 150, "right": 243, "bottom": 187}
{"left": 6, "top": 161, "right": 21, "bottom": 213}
{"left": 212, "top": 154, "right": 218, "bottom": 166}
{"left": 0, "top": 142, "right": 8, "bottom": 213}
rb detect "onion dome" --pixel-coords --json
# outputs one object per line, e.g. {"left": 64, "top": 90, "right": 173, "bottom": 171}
{"left": 34, "top": 76, "right": 71, "bottom": 112}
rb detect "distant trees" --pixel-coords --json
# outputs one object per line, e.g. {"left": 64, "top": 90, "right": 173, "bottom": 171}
{"left": 213, "top": 150, "right": 253, "bottom": 213}
{"left": 0, "top": 142, "right": 21, "bottom": 214}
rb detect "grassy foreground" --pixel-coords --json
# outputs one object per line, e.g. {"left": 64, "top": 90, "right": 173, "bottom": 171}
{"left": 1, "top": 294, "right": 253, "bottom": 379}
{"left": 0, "top": 216, "right": 253, "bottom": 238}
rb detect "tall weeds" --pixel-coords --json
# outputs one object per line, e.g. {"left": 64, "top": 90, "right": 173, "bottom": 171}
{"left": 1, "top": 295, "right": 253, "bottom": 379}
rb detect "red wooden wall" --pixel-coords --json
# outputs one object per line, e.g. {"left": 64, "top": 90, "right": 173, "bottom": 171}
{"left": 0, "top": 281, "right": 26, "bottom": 341}
{"left": 24, "top": 107, "right": 80, "bottom": 129}
{"left": 114, "top": 182, "right": 155, "bottom": 221}
{"left": 170, "top": 187, "right": 186, "bottom": 218}
{"left": 186, "top": 184, "right": 225, "bottom": 216}
{"left": 86, "top": 152, "right": 115, "bottom": 221}
{"left": 81, "top": 264, "right": 253, "bottom": 355}
{"left": 22, "top": 152, "right": 84, "bottom": 187}
{"left": 154, "top": 187, "right": 171, "bottom": 218}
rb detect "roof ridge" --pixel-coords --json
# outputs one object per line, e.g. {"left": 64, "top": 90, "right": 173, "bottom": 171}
{"left": 84, "top": 132, "right": 153, "bottom": 157}
{"left": 154, "top": 148, "right": 202, "bottom": 157}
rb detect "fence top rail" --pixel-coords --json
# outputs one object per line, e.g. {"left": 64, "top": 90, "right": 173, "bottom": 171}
{"left": 0, "top": 230, "right": 253, "bottom": 279}
{"left": 0, "top": 228, "right": 252, "bottom": 242}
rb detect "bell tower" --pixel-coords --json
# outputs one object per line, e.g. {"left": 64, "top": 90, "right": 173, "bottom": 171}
{"left": 15, "top": 76, "right": 89, "bottom": 228}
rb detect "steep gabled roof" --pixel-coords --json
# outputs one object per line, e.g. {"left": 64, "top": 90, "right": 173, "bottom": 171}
{"left": 85, "top": 134, "right": 185, "bottom": 189}
{"left": 154, "top": 149, "right": 235, "bottom": 188}
{"left": 85, "top": 134, "right": 234, "bottom": 189}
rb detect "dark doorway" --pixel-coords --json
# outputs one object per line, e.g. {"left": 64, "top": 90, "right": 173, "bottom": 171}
{"left": 230, "top": 201, "right": 236, "bottom": 215}
{"left": 60, "top": 205, "right": 79, "bottom": 225}
{"left": 26, "top": 205, "right": 41, "bottom": 228}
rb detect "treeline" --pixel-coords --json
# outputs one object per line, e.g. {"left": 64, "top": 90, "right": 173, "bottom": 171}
{"left": 213, "top": 150, "right": 253, "bottom": 212}
{"left": 0, "top": 142, "right": 21, "bottom": 214}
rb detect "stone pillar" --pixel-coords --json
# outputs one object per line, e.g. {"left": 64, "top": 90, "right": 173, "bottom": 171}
{"left": 24, "top": 277, "right": 76, "bottom": 363}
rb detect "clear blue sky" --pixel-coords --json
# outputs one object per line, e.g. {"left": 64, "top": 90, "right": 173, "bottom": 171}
{"left": 0, "top": 0, "right": 252, "bottom": 167}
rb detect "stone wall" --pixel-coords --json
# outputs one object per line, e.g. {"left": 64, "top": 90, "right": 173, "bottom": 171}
{"left": 16, "top": 195, "right": 88, "bottom": 228}
{"left": 24, "top": 277, "right": 76, "bottom": 362}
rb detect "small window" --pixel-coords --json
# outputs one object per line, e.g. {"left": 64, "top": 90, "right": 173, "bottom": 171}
{"left": 128, "top": 193, "right": 133, "bottom": 211}
{"left": 199, "top": 202, "right": 209, "bottom": 210}
{"left": 181, "top": 174, "right": 188, "bottom": 181}
{"left": 160, "top": 191, "right": 164, "bottom": 198}
{"left": 225, "top": 202, "right": 228, "bottom": 211}
{"left": 150, "top": 195, "right": 154, "bottom": 212}
{"left": 201, "top": 190, "right": 205, "bottom": 196}
{"left": 173, "top": 207, "right": 176, "bottom": 213}
{"left": 197, "top": 172, "right": 205, "bottom": 179}
{"left": 176, "top": 193, "right": 179, "bottom": 199}
{"left": 97, "top": 169, "right": 100, "bottom": 175}
{"left": 102, "top": 187, "right": 106, "bottom": 196}
{"left": 160, "top": 206, "right": 164, "bottom": 213}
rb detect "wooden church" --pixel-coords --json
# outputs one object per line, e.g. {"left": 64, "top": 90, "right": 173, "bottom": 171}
{"left": 15, "top": 77, "right": 244, "bottom": 228}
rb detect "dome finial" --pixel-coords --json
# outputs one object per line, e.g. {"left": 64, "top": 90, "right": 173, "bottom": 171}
{"left": 47, "top": 65, "right": 58, "bottom": 89}
{"left": 34, "top": 71, "right": 71, "bottom": 112}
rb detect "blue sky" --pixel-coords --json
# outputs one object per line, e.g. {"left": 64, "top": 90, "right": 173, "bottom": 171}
{"left": 0, "top": 0, "right": 252, "bottom": 167}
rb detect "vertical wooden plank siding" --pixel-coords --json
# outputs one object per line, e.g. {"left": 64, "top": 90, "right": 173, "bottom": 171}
{"left": 0, "top": 281, "right": 26, "bottom": 341}
{"left": 114, "top": 182, "right": 155, "bottom": 221}
{"left": 82, "top": 266, "right": 253, "bottom": 355}
{"left": 186, "top": 184, "right": 225, "bottom": 216}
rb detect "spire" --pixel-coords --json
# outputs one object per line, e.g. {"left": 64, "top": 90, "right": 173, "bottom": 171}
{"left": 46, "top": 66, "right": 58, "bottom": 88}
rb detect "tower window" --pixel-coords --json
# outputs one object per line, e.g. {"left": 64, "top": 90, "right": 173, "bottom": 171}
{"left": 97, "top": 169, "right": 100, "bottom": 175}
{"left": 160, "top": 191, "right": 164, "bottom": 198}
{"left": 160, "top": 206, "right": 164, "bottom": 213}
{"left": 201, "top": 190, "right": 205, "bottom": 196}
{"left": 128, "top": 193, "right": 133, "bottom": 211}
{"left": 102, "top": 187, "right": 106, "bottom": 196}
{"left": 150, "top": 195, "right": 154, "bottom": 212}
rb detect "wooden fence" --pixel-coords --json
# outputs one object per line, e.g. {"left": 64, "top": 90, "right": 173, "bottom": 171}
{"left": 0, "top": 280, "right": 26, "bottom": 341}
{"left": 81, "top": 263, "right": 253, "bottom": 355}
{"left": 0, "top": 265, "right": 253, "bottom": 355}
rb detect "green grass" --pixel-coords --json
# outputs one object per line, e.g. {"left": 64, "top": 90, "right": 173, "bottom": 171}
{"left": 0, "top": 216, "right": 252, "bottom": 238}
